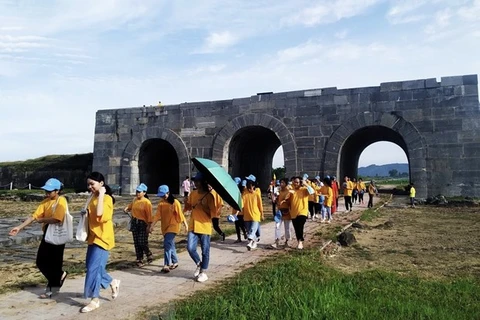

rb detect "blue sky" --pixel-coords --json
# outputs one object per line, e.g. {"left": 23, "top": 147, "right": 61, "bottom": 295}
{"left": 1, "top": 0, "right": 479, "bottom": 166}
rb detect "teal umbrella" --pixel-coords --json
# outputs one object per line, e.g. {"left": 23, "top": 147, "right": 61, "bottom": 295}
{"left": 192, "top": 157, "right": 243, "bottom": 211}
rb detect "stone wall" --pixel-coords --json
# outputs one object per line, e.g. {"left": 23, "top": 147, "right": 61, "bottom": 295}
{"left": 93, "top": 75, "right": 480, "bottom": 199}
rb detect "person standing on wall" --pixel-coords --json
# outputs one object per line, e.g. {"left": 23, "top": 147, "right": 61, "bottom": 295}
{"left": 182, "top": 176, "right": 191, "bottom": 198}
{"left": 9, "top": 178, "right": 69, "bottom": 299}
{"left": 81, "top": 172, "right": 120, "bottom": 313}
{"left": 124, "top": 183, "right": 153, "bottom": 267}
{"left": 184, "top": 173, "right": 216, "bottom": 282}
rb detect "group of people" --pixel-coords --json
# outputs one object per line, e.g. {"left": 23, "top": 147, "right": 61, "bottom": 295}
{"left": 7, "top": 171, "right": 384, "bottom": 314}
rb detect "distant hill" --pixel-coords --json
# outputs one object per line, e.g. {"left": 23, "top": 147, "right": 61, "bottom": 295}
{"left": 358, "top": 163, "right": 409, "bottom": 177}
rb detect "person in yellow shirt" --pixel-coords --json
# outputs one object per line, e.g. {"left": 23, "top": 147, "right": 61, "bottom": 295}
{"left": 272, "top": 178, "right": 293, "bottom": 248}
{"left": 81, "top": 172, "right": 120, "bottom": 313}
{"left": 233, "top": 177, "right": 247, "bottom": 243}
{"left": 282, "top": 176, "right": 314, "bottom": 249}
{"left": 9, "top": 178, "right": 69, "bottom": 299}
{"left": 151, "top": 185, "right": 188, "bottom": 273}
{"left": 184, "top": 172, "right": 216, "bottom": 282}
{"left": 367, "top": 180, "right": 377, "bottom": 208}
{"left": 320, "top": 177, "right": 334, "bottom": 223}
{"left": 357, "top": 178, "right": 366, "bottom": 205}
{"left": 409, "top": 183, "right": 416, "bottom": 208}
{"left": 343, "top": 176, "right": 354, "bottom": 212}
{"left": 124, "top": 183, "right": 153, "bottom": 267}
{"left": 242, "top": 179, "right": 264, "bottom": 250}
{"left": 209, "top": 186, "right": 226, "bottom": 241}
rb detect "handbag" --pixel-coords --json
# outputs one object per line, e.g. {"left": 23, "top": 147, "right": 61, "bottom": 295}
{"left": 126, "top": 213, "right": 134, "bottom": 232}
{"left": 45, "top": 197, "right": 73, "bottom": 245}
{"left": 75, "top": 194, "right": 93, "bottom": 242}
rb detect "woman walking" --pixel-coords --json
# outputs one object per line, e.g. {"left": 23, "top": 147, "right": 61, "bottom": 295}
{"left": 209, "top": 186, "right": 226, "bottom": 241}
{"left": 124, "top": 183, "right": 153, "bottom": 267}
{"left": 368, "top": 180, "right": 377, "bottom": 208}
{"left": 271, "top": 178, "right": 292, "bottom": 248}
{"left": 233, "top": 177, "right": 247, "bottom": 243}
{"left": 9, "top": 178, "right": 69, "bottom": 298}
{"left": 242, "top": 179, "right": 264, "bottom": 250}
{"left": 320, "top": 177, "right": 334, "bottom": 223}
{"left": 184, "top": 173, "right": 216, "bottom": 282}
{"left": 282, "top": 176, "right": 314, "bottom": 249}
{"left": 150, "top": 185, "right": 188, "bottom": 273}
{"left": 81, "top": 172, "right": 120, "bottom": 313}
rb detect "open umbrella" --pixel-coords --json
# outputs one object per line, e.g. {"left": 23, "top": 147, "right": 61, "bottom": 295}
{"left": 191, "top": 157, "right": 243, "bottom": 211}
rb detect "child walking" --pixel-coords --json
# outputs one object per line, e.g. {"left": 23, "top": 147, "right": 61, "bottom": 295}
{"left": 124, "top": 183, "right": 153, "bottom": 267}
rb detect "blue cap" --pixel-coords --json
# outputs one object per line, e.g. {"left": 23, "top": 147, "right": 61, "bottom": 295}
{"left": 315, "top": 175, "right": 320, "bottom": 180}
{"left": 274, "top": 210, "right": 282, "bottom": 223}
{"left": 157, "top": 185, "right": 169, "bottom": 197}
{"left": 303, "top": 173, "right": 309, "bottom": 180}
{"left": 227, "top": 214, "right": 238, "bottom": 222}
{"left": 245, "top": 174, "right": 256, "bottom": 182}
{"left": 241, "top": 180, "right": 247, "bottom": 187}
{"left": 193, "top": 172, "right": 204, "bottom": 181}
{"left": 136, "top": 183, "right": 148, "bottom": 192}
{"left": 326, "top": 175, "right": 331, "bottom": 179}
{"left": 276, "top": 180, "right": 280, "bottom": 185}
{"left": 41, "top": 178, "right": 62, "bottom": 191}
{"left": 234, "top": 177, "right": 241, "bottom": 185}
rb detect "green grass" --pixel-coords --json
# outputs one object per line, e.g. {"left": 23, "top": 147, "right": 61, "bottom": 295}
{"left": 147, "top": 251, "right": 480, "bottom": 320}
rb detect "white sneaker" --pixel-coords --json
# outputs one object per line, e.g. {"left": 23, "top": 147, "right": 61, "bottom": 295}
{"left": 297, "top": 241, "right": 304, "bottom": 250}
{"left": 251, "top": 241, "right": 257, "bottom": 249}
{"left": 196, "top": 272, "right": 208, "bottom": 282}
{"left": 327, "top": 219, "right": 332, "bottom": 224}
{"left": 270, "top": 239, "right": 279, "bottom": 249}
{"left": 246, "top": 240, "right": 253, "bottom": 251}
{"left": 321, "top": 219, "right": 325, "bottom": 223}
{"left": 193, "top": 264, "right": 201, "bottom": 277}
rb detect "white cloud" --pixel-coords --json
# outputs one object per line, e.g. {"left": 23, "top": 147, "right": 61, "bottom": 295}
{"left": 195, "top": 31, "right": 239, "bottom": 53}
{"left": 286, "top": 0, "right": 380, "bottom": 26}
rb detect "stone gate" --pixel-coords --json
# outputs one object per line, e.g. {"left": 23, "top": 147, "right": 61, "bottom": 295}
{"left": 92, "top": 74, "right": 480, "bottom": 199}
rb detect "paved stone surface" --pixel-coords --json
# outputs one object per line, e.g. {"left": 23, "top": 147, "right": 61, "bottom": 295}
{"left": 0, "top": 202, "right": 362, "bottom": 320}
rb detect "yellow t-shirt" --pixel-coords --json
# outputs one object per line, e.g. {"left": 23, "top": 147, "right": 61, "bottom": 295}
{"left": 155, "top": 198, "right": 185, "bottom": 235}
{"left": 410, "top": 186, "right": 416, "bottom": 198}
{"left": 344, "top": 181, "right": 354, "bottom": 196}
{"left": 368, "top": 184, "right": 376, "bottom": 195}
{"left": 32, "top": 196, "right": 67, "bottom": 231}
{"left": 87, "top": 195, "right": 115, "bottom": 250}
{"left": 276, "top": 188, "right": 291, "bottom": 220}
{"left": 357, "top": 182, "right": 366, "bottom": 191}
{"left": 308, "top": 181, "right": 320, "bottom": 202}
{"left": 127, "top": 197, "right": 152, "bottom": 223}
{"left": 320, "top": 185, "right": 333, "bottom": 207}
{"left": 289, "top": 187, "right": 310, "bottom": 218}
{"left": 210, "top": 189, "right": 224, "bottom": 218}
{"left": 242, "top": 190, "right": 263, "bottom": 222}
{"left": 185, "top": 190, "right": 215, "bottom": 235}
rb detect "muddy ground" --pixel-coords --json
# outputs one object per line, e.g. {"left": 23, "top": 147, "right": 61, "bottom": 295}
{"left": 322, "top": 203, "right": 480, "bottom": 280}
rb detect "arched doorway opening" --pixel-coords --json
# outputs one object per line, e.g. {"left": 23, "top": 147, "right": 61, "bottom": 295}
{"left": 229, "top": 126, "right": 281, "bottom": 191}
{"left": 139, "top": 139, "right": 179, "bottom": 194}
{"left": 339, "top": 126, "right": 410, "bottom": 182}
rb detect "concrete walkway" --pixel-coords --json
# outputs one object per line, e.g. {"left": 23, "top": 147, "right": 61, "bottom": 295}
{"left": 0, "top": 203, "right": 360, "bottom": 320}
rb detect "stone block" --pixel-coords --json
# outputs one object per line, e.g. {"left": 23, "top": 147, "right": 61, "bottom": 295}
{"left": 434, "top": 119, "right": 463, "bottom": 132}
{"left": 463, "top": 143, "right": 480, "bottom": 158}
{"left": 295, "top": 106, "right": 320, "bottom": 117}
{"left": 334, "top": 95, "right": 349, "bottom": 105}
{"left": 441, "top": 76, "right": 464, "bottom": 86}
{"left": 320, "top": 87, "right": 338, "bottom": 95}
{"left": 380, "top": 81, "right": 403, "bottom": 92}
{"left": 462, "top": 74, "right": 478, "bottom": 85}
{"left": 425, "top": 78, "right": 439, "bottom": 88}
{"left": 411, "top": 120, "right": 434, "bottom": 132}
{"left": 402, "top": 80, "right": 425, "bottom": 90}
{"left": 293, "top": 127, "right": 309, "bottom": 137}
{"left": 428, "top": 144, "right": 463, "bottom": 158}
{"left": 432, "top": 107, "right": 455, "bottom": 118}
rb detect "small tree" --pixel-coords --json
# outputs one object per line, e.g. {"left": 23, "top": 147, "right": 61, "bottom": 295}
{"left": 272, "top": 167, "right": 285, "bottom": 180}
{"left": 388, "top": 169, "right": 398, "bottom": 177}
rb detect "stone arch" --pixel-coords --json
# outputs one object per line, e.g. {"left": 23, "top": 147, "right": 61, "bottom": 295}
{"left": 323, "top": 111, "right": 427, "bottom": 197}
{"left": 211, "top": 113, "right": 298, "bottom": 181}
{"left": 120, "top": 128, "right": 190, "bottom": 195}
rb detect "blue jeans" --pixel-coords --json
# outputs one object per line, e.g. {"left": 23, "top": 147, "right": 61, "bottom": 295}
{"left": 187, "top": 232, "right": 210, "bottom": 271}
{"left": 244, "top": 221, "right": 260, "bottom": 241}
{"left": 164, "top": 232, "right": 178, "bottom": 267}
{"left": 84, "top": 244, "right": 112, "bottom": 299}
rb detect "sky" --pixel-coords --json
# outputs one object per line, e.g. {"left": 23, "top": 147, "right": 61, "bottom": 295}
{"left": 1, "top": 0, "right": 479, "bottom": 165}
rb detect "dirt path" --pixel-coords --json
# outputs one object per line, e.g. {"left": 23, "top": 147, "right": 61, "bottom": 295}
{"left": 0, "top": 200, "right": 365, "bottom": 320}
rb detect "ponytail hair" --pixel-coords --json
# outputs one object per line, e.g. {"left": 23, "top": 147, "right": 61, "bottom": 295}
{"left": 167, "top": 193, "right": 176, "bottom": 205}
{"left": 87, "top": 171, "right": 116, "bottom": 204}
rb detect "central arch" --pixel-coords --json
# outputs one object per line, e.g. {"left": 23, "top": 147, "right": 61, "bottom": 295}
{"left": 323, "top": 111, "right": 427, "bottom": 197}
{"left": 212, "top": 113, "right": 297, "bottom": 191}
